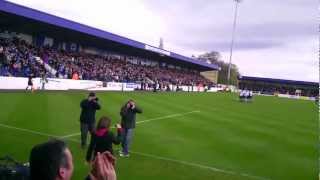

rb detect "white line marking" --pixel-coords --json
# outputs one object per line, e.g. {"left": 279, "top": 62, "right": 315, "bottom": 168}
{"left": 60, "top": 110, "right": 201, "bottom": 138}
{"left": 0, "top": 123, "right": 78, "bottom": 143}
{"left": 131, "top": 151, "right": 269, "bottom": 180}
{"left": 136, "top": 110, "right": 200, "bottom": 124}
{"left": 0, "top": 122, "right": 268, "bottom": 180}
{"left": 60, "top": 132, "right": 81, "bottom": 139}
{"left": 0, "top": 123, "right": 60, "bottom": 138}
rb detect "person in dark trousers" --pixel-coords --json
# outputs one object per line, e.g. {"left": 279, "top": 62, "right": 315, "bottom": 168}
{"left": 119, "top": 99, "right": 142, "bottom": 157}
{"left": 26, "top": 75, "right": 33, "bottom": 92}
{"left": 80, "top": 92, "right": 101, "bottom": 148}
{"left": 86, "top": 116, "right": 122, "bottom": 162}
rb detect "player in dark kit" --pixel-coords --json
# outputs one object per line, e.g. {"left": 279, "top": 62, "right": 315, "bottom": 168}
{"left": 26, "top": 76, "right": 34, "bottom": 92}
{"left": 80, "top": 92, "right": 101, "bottom": 149}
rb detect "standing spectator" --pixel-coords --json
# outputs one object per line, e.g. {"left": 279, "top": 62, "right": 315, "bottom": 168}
{"left": 29, "top": 140, "right": 74, "bottom": 180}
{"left": 86, "top": 116, "right": 122, "bottom": 162}
{"left": 0, "top": 45, "right": 5, "bottom": 65}
{"left": 80, "top": 92, "right": 101, "bottom": 148}
{"left": 29, "top": 139, "right": 117, "bottom": 180}
{"left": 25, "top": 75, "right": 34, "bottom": 92}
{"left": 119, "top": 99, "right": 142, "bottom": 157}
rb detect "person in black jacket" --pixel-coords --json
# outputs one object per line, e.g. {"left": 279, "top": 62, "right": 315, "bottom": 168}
{"left": 25, "top": 75, "right": 34, "bottom": 92}
{"left": 86, "top": 116, "right": 122, "bottom": 162}
{"left": 80, "top": 92, "right": 101, "bottom": 148}
{"left": 119, "top": 99, "right": 142, "bottom": 157}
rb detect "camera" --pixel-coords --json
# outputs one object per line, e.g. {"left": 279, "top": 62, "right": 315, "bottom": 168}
{"left": 0, "top": 156, "right": 29, "bottom": 180}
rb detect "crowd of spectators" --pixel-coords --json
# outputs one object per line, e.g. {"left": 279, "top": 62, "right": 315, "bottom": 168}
{"left": 0, "top": 37, "right": 211, "bottom": 86}
{"left": 0, "top": 37, "right": 46, "bottom": 78}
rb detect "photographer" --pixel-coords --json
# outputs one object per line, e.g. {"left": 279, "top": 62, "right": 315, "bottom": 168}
{"left": 119, "top": 99, "right": 142, "bottom": 157}
{"left": 80, "top": 92, "right": 101, "bottom": 149}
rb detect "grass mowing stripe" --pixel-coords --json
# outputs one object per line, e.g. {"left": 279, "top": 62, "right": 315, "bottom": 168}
{"left": 0, "top": 123, "right": 60, "bottom": 138}
{"left": 130, "top": 151, "right": 269, "bottom": 180}
{"left": 61, "top": 110, "right": 200, "bottom": 138}
{"left": 0, "top": 123, "right": 79, "bottom": 143}
{"left": 136, "top": 110, "right": 200, "bottom": 124}
{"left": 0, "top": 118, "right": 267, "bottom": 180}
{"left": 0, "top": 92, "right": 316, "bottom": 179}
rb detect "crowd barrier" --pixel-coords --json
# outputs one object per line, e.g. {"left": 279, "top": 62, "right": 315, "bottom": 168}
{"left": 0, "top": 77, "right": 316, "bottom": 101}
{"left": 277, "top": 94, "right": 315, "bottom": 101}
{"left": 0, "top": 76, "right": 212, "bottom": 92}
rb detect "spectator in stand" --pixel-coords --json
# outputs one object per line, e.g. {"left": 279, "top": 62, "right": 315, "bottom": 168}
{"left": 0, "top": 36, "right": 212, "bottom": 87}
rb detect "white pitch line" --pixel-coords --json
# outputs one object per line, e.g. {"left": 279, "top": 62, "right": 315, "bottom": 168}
{"left": 136, "top": 110, "right": 200, "bottom": 124}
{"left": 60, "top": 110, "right": 201, "bottom": 138}
{"left": 60, "top": 132, "right": 81, "bottom": 139}
{"left": 131, "top": 151, "right": 268, "bottom": 180}
{"left": 0, "top": 122, "right": 268, "bottom": 180}
{"left": 0, "top": 123, "right": 79, "bottom": 143}
{"left": 0, "top": 123, "right": 60, "bottom": 138}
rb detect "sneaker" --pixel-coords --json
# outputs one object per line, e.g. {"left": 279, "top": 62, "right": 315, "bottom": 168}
{"left": 119, "top": 150, "right": 124, "bottom": 156}
{"left": 119, "top": 153, "right": 129, "bottom": 157}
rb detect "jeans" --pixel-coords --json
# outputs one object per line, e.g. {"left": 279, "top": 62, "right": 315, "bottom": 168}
{"left": 80, "top": 122, "right": 95, "bottom": 147}
{"left": 121, "top": 128, "right": 134, "bottom": 155}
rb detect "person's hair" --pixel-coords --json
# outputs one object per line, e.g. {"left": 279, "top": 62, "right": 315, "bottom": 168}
{"left": 29, "top": 139, "right": 69, "bottom": 180}
{"left": 128, "top": 99, "right": 134, "bottom": 103}
{"left": 96, "top": 116, "right": 111, "bottom": 130}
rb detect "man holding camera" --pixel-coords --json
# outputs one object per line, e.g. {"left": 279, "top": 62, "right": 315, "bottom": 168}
{"left": 80, "top": 92, "right": 101, "bottom": 149}
{"left": 119, "top": 99, "right": 142, "bottom": 157}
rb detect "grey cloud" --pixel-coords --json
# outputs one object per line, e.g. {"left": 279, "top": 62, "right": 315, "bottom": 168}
{"left": 174, "top": 39, "right": 283, "bottom": 52}
{"left": 143, "top": 0, "right": 316, "bottom": 53}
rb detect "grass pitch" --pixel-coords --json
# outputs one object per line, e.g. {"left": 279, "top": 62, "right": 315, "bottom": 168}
{"left": 0, "top": 91, "right": 317, "bottom": 180}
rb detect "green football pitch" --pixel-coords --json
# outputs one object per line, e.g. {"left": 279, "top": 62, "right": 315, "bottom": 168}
{"left": 0, "top": 91, "right": 317, "bottom": 180}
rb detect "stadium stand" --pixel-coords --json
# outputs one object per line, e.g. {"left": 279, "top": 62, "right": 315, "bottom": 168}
{"left": 0, "top": 1, "right": 219, "bottom": 90}
{"left": 238, "top": 76, "right": 318, "bottom": 97}
{"left": 0, "top": 36, "right": 212, "bottom": 87}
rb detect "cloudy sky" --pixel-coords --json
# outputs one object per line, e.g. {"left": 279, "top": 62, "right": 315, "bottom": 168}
{"left": 8, "top": 0, "right": 318, "bottom": 82}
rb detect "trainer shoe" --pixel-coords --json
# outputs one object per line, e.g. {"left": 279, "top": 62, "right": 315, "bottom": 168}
{"left": 119, "top": 150, "right": 124, "bottom": 156}
{"left": 119, "top": 153, "right": 130, "bottom": 157}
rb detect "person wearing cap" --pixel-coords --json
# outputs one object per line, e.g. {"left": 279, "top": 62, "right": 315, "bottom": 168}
{"left": 80, "top": 92, "right": 101, "bottom": 149}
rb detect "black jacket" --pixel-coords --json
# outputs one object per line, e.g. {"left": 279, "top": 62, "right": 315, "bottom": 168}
{"left": 86, "top": 128, "right": 122, "bottom": 161}
{"left": 120, "top": 105, "right": 142, "bottom": 129}
{"left": 80, "top": 99, "right": 101, "bottom": 124}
